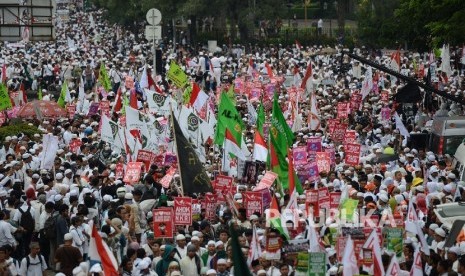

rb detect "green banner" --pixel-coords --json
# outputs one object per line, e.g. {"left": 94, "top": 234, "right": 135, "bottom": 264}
{"left": 167, "top": 61, "right": 188, "bottom": 88}
{"left": 385, "top": 227, "right": 403, "bottom": 257}
{"left": 0, "top": 84, "right": 12, "bottom": 111}
{"left": 308, "top": 252, "right": 326, "bottom": 276}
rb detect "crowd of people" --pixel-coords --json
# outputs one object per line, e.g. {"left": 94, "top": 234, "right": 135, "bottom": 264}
{"left": 0, "top": 3, "right": 465, "bottom": 276}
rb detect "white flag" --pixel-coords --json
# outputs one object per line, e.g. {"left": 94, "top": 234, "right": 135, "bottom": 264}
{"left": 40, "top": 134, "right": 59, "bottom": 170}
{"left": 394, "top": 112, "right": 410, "bottom": 137}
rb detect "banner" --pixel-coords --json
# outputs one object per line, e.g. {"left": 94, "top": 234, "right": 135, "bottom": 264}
{"left": 115, "top": 163, "right": 124, "bottom": 179}
{"left": 316, "top": 152, "right": 331, "bottom": 173}
{"left": 69, "top": 139, "right": 81, "bottom": 154}
{"left": 254, "top": 171, "right": 278, "bottom": 191}
{"left": 318, "top": 187, "right": 330, "bottom": 211}
{"left": 343, "top": 130, "right": 357, "bottom": 146}
{"left": 332, "top": 123, "right": 348, "bottom": 142}
{"left": 337, "top": 102, "right": 349, "bottom": 118}
{"left": 123, "top": 162, "right": 143, "bottom": 184}
{"left": 159, "top": 166, "right": 176, "bottom": 189}
{"left": 167, "top": 62, "right": 188, "bottom": 88}
{"left": 308, "top": 252, "right": 326, "bottom": 276}
{"left": 305, "top": 190, "right": 319, "bottom": 217}
{"left": 329, "top": 192, "right": 342, "bottom": 209}
{"left": 205, "top": 194, "right": 217, "bottom": 220}
{"left": 0, "top": 84, "right": 12, "bottom": 111}
{"left": 243, "top": 191, "right": 263, "bottom": 217}
{"left": 306, "top": 137, "right": 322, "bottom": 152}
{"left": 385, "top": 228, "right": 403, "bottom": 257}
{"left": 153, "top": 208, "right": 174, "bottom": 238}
{"left": 345, "top": 143, "right": 361, "bottom": 166}
{"left": 136, "top": 150, "right": 154, "bottom": 170}
{"left": 292, "top": 146, "right": 308, "bottom": 165}
{"left": 66, "top": 104, "right": 76, "bottom": 119}
{"left": 216, "top": 175, "right": 233, "bottom": 193}
{"left": 40, "top": 134, "right": 59, "bottom": 170}
{"left": 174, "top": 197, "right": 193, "bottom": 225}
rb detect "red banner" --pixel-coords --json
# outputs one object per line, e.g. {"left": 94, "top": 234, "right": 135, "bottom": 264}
{"left": 159, "top": 167, "right": 176, "bottom": 188}
{"left": 174, "top": 197, "right": 193, "bottom": 225}
{"left": 153, "top": 208, "right": 174, "bottom": 238}
{"left": 136, "top": 150, "right": 154, "bottom": 171}
{"left": 66, "top": 104, "right": 76, "bottom": 119}
{"left": 69, "top": 139, "right": 81, "bottom": 154}
{"left": 345, "top": 143, "right": 361, "bottom": 166}
{"left": 337, "top": 102, "right": 349, "bottom": 118}
{"left": 216, "top": 175, "right": 233, "bottom": 193}
{"left": 115, "top": 163, "right": 124, "bottom": 179}
{"left": 318, "top": 187, "right": 330, "bottom": 211}
{"left": 329, "top": 192, "right": 342, "bottom": 209}
{"left": 305, "top": 190, "right": 319, "bottom": 217}
{"left": 316, "top": 152, "right": 331, "bottom": 173}
{"left": 332, "top": 123, "right": 348, "bottom": 142}
{"left": 243, "top": 191, "right": 263, "bottom": 217}
{"left": 123, "top": 162, "right": 143, "bottom": 184}
{"left": 306, "top": 137, "right": 322, "bottom": 153}
{"left": 343, "top": 130, "right": 357, "bottom": 146}
{"left": 205, "top": 194, "right": 217, "bottom": 220}
{"left": 254, "top": 171, "right": 278, "bottom": 191}
{"left": 327, "top": 119, "right": 338, "bottom": 134}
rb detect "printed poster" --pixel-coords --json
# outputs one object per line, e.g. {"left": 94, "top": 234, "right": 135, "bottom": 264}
{"left": 345, "top": 143, "right": 361, "bottom": 166}
{"left": 174, "top": 197, "right": 193, "bottom": 225}
{"left": 123, "top": 162, "right": 143, "bottom": 184}
{"left": 153, "top": 208, "right": 174, "bottom": 238}
{"left": 243, "top": 191, "right": 263, "bottom": 217}
{"left": 293, "top": 146, "right": 308, "bottom": 165}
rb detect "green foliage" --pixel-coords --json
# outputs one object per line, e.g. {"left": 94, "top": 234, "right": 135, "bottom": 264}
{"left": 0, "top": 123, "right": 40, "bottom": 143}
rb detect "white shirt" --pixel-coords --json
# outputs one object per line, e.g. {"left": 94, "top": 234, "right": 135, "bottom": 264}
{"left": 12, "top": 204, "right": 35, "bottom": 224}
{"left": 20, "top": 254, "right": 47, "bottom": 276}
{"left": 0, "top": 220, "right": 17, "bottom": 247}
{"left": 69, "top": 225, "right": 85, "bottom": 254}
{"left": 176, "top": 246, "right": 187, "bottom": 260}
{"left": 180, "top": 256, "right": 200, "bottom": 276}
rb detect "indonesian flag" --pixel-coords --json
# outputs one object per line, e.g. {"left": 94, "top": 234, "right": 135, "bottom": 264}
{"left": 295, "top": 40, "right": 302, "bottom": 51}
{"left": 308, "top": 93, "right": 320, "bottom": 130}
{"left": 300, "top": 62, "right": 312, "bottom": 90}
{"left": 405, "top": 199, "right": 430, "bottom": 256}
{"left": 307, "top": 224, "right": 325, "bottom": 253}
{"left": 342, "top": 236, "right": 359, "bottom": 276}
{"left": 371, "top": 230, "right": 385, "bottom": 276}
{"left": 224, "top": 128, "right": 245, "bottom": 160}
{"left": 89, "top": 224, "right": 118, "bottom": 276}
{"left": 389, "top": 50, "right": 401, "bottom": 72}
{"left": 285, "top": 149, "right": 298, "bottom": 210}
{"left": 252, "top": 131, "right": 267, "bottom": 162}
{"left": 247, "top": 58, "right": 254, "bottom": 76}
{"left": 189, "top": 83, "right": 209, "bottom": 113}
{"left": 113, "top": 87, "right": 122, "bottom": 113}
{"left": 265, "top": 62, "right": 274, "bottom": 79}
{"left": 22, "top": 26, "right": 30, "bottom": 42}
{"left": 129, "top": 89, "right": 138, "bottom": 109}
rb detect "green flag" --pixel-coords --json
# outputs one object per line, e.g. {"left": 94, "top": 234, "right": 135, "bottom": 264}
{"left": 229, "top": 226, "right": 253, "bottom": 276}
{"left": 167, "top": 61, "right": 188, "bottom": 88}
{"left": 57, "top": 81, "right": 68, "bottom": 108}
{"left": 99, "top": 62, "right": 112, "bottom": 92}
{"left": 182, "top": 84, "right": 192, "bottom": 105}
{"left": 226, "top": 84, "right": 236, "bottom": 105}
{"left": 270, "top": 93, "right": 295, "bottom": 190}
{"left": 121, "top": 93, "right": 129, "bottom": 115}
{"left": 0, "top": 83, "right": 12, "bottom": 111}
{"left": 257, "top": 103, "right": 265, "bottom": 135}
{"left": 214, "top": 92, "right": 244, "bottom": 145}
{"left": 38, "top": 85, "right": 43, "bottom": 100}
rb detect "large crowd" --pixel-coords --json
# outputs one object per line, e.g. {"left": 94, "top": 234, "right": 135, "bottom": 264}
{"left": 0, "top": 4, "right": 465, "bottom": 276}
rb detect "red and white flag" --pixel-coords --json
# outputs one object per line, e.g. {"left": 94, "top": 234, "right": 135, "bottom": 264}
{"left": 389, "top": 50, "right": 401, "bottom": 72}
{"left": 308, "top": 93, "right": 320, "bottom": 130}
{"left": 410, "top": 249, "right": 423, "bottom": 276}
{"left": 252, "top": 131, "right": 267, "bottom": 162}
{"left": 265, "top": 62, "right": 274, "bottom": 78}
{"left": 372, "top": 230, "right": 385, "bottom": 276}
{"left": 342, "top": 236, "right": 359, "bottom": 276}
{"left": 285, "top": 149, "right": 298, "bottom": 210}
{"left": 139, "top": 65, "right": 149, "bottom": 89}
{"left": 385, "top": 255, "right": 401, "bottom": 276}
{"left": 89, "top": 224, "right": 118, "bottom": 276}
{"left": 300, "top": 62, "right": 312, "bottom": 90}
{"left": 189, "top": 83, "right": 209, "bottom": 113}
{"left": 224, "top": 128, "right": 245, "bottom": 160}
{"left": 247, "top": 225, "right": 262, "bottom": 265}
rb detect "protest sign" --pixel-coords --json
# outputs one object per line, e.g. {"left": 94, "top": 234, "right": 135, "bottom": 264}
{"left": 254, "top": 171, "right": 278, "bottom": 191}
{"left": 136, "top": 150, "right": 154, "bottom": 170}
{"left": 153, "top": 208, "right": 174, "bottom": 238}
{"left": 205, "top": 194, "right": 217, "bottom": 220}
{"left": 243, "top": 192, "right": 263, "bottom": 217}
{"left": 174, "top": 197, "right": 193, "bottom": 225}
{"left": 159, "top": 166, "right": 176, "bottom": 188}
{"left": 343, "top": 130, "right": 357, "bottom": 145}
{"left": 216, "top": 175, "right": 233, "bottom": 193}
{"left": 318, "top": 187, "right": 330, "bottom": 211}
{"left": 307, "top": 137, "right": 322, "bottom": 152}
{"left": 336, "top": 237, "right": 365, "bottom": 264}
{"left": 265, "top": 235, "right": 282, "bottom": 260}
{"left": 316, "top": 152, "right": 331, "bottom": 173}
{"left": 296, "top": 252, "right": 309, "bottom": 274}
{"left": 69, "top": 139, "right": 81, "bottom": 154}
{"left": 66, "top": 104, "right": 76, "bottom": 119}
{"left": 305, "top": 190, "right": 319, "bottom": 217}
{"left": 308, "top": 252, "right": 326, "bottom": 276}
{"left": 115, "top": 163, "right": 124, "bottom": 179}
{"left": 292, "top": 146, "right": 308, "bottom": 165}
{"left": 345, "top": 143, "right": 361, "bottom": 166}
{"left": 327, "top": 119, "right": 338, "bottom": 134}
{"left": 332, "top": 123, "right": 348, "bottom": 142}
{"left": 337, "top": 102, "right": 349, "bottom": 118}
{"left": 385, "top": 228, "right": 403, "bottom": 257}
{"left": 329, "top": 192, "right": 341, "bottom": 209}
{"left": 123, "top": 162, "right": 143, "bottom": 184}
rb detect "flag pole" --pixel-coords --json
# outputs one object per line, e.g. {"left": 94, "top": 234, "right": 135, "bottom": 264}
{"left": 169, "top": 104, "right": 184, "bottom": 196}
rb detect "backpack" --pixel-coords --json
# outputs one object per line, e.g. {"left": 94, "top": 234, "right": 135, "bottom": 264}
{"left": 19, "top": 206, "right": 34, "bottom": 233}
{"left": 42, "top": 213, "right": 57, "bottom": 239}
{"left": 26, "top": 255, "right": 44, "bottom": 270}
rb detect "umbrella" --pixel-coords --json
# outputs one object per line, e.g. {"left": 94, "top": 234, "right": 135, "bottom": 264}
{"left": 17, "top": 100, "right": 67, "bottom": 119}
{"left": 376, "top": 154, "right": 399, "bottom": 163}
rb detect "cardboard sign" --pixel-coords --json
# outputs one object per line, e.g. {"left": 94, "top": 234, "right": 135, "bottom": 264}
{"left": 216, "top": 175, "right": 233, "bottom": 193}
{"left": 123, "top": 162, "right": 143, "bottom": 184}
{"left": 316, "top": 152, "right": 331, "bottom": 173}
{"left": 318, "top": 187, "right": 330, "bottom": 211}
{"left": 350, "top": 93, "right": 363, "bottom": 111}
{"left": 385, "top": 228, "right": 403, "bottom": 257}
{"left": 306, "top": 137, "right": 322, "bottom": 152}
{"left": 265, "top": 235, "right": 282, "bottom": 260}
{"left": 174, "top": 197, "right": 193, "bottom": 225}
{"left": 337, "top": 102, "right": 349, "bottom": 118}
{"left": 136, "top": 150, "right": 154, "bottom": 170}
{"left": 254, "top": 171, "right": 278, "bottom": 191}
{"left": 261, "top": 189, "right": 272, "bottom": 210}
{"left": 115, "top": 163, "right": 124, "bottom": 179}
{"left": 87, "top": 102, "right": 100, "bottom": 116}
{"left": 332, "top": 123, "right": 348, "bottom": 142}
{"left": 153, "top": 208, "right": 174, "bottom": 238}
{"left": 69, "top": 139, "right": 82, "bottom": 154}
{"left": 292, "top": 146, "right": 308, "bottom": 165}
{"left": 307, "top": 162, "right": 320, "bottom": 183}
{"left": 325, "top": 147, "right": 336, "bottom": 165}
{"left": 327, "top": 119, "right": 338, "bottom": 134}
{"left": 345, "top": 143, "right": 361, "bottom": 166}
{"left": 159, "top": 166, "right": 176, "bottom": 188}
{"left": 99, "top": 101, "right": 111, "bottom": 116}
{"left": 205, "top": 194, "right": 217, "bottom": 220}
{"left": 343, "top": 130, "right": 357, "bottom": 145}
{"left": 243, "top": 191, "right": 263, "bottom": 217}
{"left": 66, "top": 104, "right": 76, "bottom": 119}
{"left": 305, "top": 190, "right": 319, "bottom": 217}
